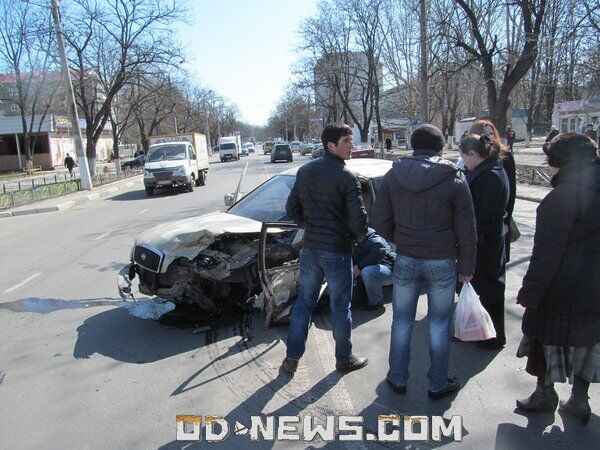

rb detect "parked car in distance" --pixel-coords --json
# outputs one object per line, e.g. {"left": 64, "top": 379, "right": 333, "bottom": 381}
{"left": 271, "top": 143, "right": 293, "bottom": 163}
{"left": 212, "top": 145, "right": 220, "bottom": 154}
{"left": 263, "top": 141, "right": 275, "bottom": 154}
{"left": 289, "top": 141, "right": 301, "bottom": 152}
{"left": 311, "top": 143, "right": 324, "bottom": 158}
{"left": 121, "top": 154, "right": 145, "bottom": 171}
{"left": 241, "top": 144, "right": 249, "bottom": 157}
{"left": 300, "top": 143, "right": 314, "bottom": 156}
{"left": 246, "top": 142, "right": 255, "bottom": 153}
{"left": 351, "top": 143, "right": 376, "bottom": 158}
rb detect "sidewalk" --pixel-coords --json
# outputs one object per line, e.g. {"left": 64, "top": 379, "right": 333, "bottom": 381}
{"left": 0, "top": 174, "right": 143, "bottom": 219}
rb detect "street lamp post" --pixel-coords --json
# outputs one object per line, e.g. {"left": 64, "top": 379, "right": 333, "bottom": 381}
{"left": 49, "top": 0, "right": 93, "bottom": 190}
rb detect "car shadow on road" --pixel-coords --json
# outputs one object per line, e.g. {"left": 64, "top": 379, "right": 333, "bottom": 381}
{"left": 108, "top": 189, "right": 185, "bottom": 201}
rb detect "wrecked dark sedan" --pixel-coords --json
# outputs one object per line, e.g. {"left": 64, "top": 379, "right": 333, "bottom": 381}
{"left": 118, "top": 159, "right": 393, "bottom": 326}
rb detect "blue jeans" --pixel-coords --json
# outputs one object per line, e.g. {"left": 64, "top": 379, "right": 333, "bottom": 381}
{"left": 360, "top": 264, "right": 393, "bottom": 306}
{"left": 286, "top": 248, "right": 353, "bottom": 364}
{"left": 388, "top": 255, "right": 456, "bottom": 392}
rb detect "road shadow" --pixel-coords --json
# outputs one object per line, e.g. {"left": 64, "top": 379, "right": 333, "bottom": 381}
{"left": 0, "top": 297, "right": 121, "bottom": 314}
{"left": 495, "top": 408, "right": 600, "bottom": 449}
{"left": 108, "top": 188, "right": 186, "bottom": 201}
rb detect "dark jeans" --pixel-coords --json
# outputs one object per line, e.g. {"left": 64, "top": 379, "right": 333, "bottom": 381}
{"left": 286, "top": 248, "right": 354, "bottom": 364}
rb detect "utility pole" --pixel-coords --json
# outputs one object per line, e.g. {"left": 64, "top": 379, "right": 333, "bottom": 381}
{"left": 50, "top": 0, "right": 93, "bottom": 190}
{"left": 419, "top": 0, "right": 429, "bottom": 123}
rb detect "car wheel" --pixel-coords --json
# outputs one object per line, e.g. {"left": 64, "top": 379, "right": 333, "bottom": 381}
{"left": 289, "top": 157, "right": 293, "bottom": 162}
{"left": 197, "top": 170, "right": 206, "bottom": 186}
{"left": 187, "top": 175, "right": 195, "bottom": 192}
{"left": 145, "top": 186, "right": 154, "bottom": 196}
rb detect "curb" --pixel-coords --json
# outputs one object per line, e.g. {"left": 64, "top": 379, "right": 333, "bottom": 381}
{"left": 1, "top": 176, "right": 143, "bottom": 219}
{"left": 516, "top": 194, "right": 543, "bottom": 204}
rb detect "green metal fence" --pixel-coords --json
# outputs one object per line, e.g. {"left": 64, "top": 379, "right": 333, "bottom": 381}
{"left": 0, "top": 168, "right": 142, "bottom": 211}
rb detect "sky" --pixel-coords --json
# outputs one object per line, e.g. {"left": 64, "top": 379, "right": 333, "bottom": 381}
{"left": 177, "top": 0, "right": 318, "bottom": 126}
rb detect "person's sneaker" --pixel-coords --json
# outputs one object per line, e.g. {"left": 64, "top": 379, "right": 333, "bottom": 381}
{"left": 428, "top": 377, "right": 460, "bottom": 400}
{"left": 386, "top": 371, "right": 407, "bottom": 394}
{"left": 336, "top": 356, "right": 368, "bottom": 372}
{"left": 281, "top": 357, "right": 298, "bottom": 374}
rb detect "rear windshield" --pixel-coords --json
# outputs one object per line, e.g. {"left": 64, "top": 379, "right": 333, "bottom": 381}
{"left": 220, "top": 143, "right": 236, "bottom": 150}
{"left": 275, "top": 145, "right": 291, "bottom": 151}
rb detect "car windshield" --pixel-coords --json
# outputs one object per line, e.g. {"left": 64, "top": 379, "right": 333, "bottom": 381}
{"left": 146, "top": 144, "right": 187, "bottom": 162}
{"left": 221, "top": 143, "right": 236, "bottom": 150}
{"left": 228, "top": 174, "right": 295, "bottom": 222}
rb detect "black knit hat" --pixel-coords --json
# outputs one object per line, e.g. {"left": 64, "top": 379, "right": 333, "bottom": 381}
{"left": 411, "top": 124, "right": 445, "bottom": 151}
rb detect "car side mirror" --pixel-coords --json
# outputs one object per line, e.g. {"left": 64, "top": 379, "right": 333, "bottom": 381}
{"left": 224, "top": 193, "right": 235, "bottom": 206}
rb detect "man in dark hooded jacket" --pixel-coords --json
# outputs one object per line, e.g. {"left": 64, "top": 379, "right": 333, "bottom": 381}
{"left": 372, "top": 124, "right": 476, "bottom": 399}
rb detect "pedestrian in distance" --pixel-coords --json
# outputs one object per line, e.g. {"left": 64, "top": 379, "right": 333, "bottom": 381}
{"left": 546, "top": 125, "right": 559, "bottom": 143}
{"left": 505, "top": 126, "right": 516, "bottom": 151}
{"left": 352, "top": 227, "right": 395, "bottom": 310}
{"left": 459, "top": 134, "right": 510, "bottom": 350}
{"left": 515, "top": 133, "right": 600, "bottom": 425}
{"left": 385, "top": 137, "right": 392, "bottom": 151}
{"left": 283, "top": 123, "right": 369, "bottom": 374}
{"left": 64, "top": 153, "right": 75, "bottom": 178}
{"left": 584, "top": 123, "right": 598, "bottom": 145}
{"left": 469, "top": 119, "right": 517, "bottom": 262}
{"left": 372, "top": 124, "right": 476, "bottom": 399}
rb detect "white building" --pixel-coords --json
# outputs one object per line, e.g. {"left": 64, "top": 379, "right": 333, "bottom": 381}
{"left": 0, "top": 114, "right": 113, "bottom": 171}
{"left": 553, "top": 97, "right": 600, "bottom": 133}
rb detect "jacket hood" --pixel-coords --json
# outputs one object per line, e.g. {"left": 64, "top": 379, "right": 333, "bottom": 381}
{"left": 392, "top": 154, "right": 458, "bottom": 192}
{"left": 553, "top": 158, "right": 600, "bottom": 191}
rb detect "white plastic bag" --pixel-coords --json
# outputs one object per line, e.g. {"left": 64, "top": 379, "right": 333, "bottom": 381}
{"left": 453, "top": 283, "right": 496, "bottom": 341}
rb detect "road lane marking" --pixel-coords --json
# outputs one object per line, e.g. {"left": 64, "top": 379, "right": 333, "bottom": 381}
{"left": 4, "top": 272, "right": 42, "bottom": 294}
{"left": 138, "top": 209, "right": 148, "bottom": 214}
{"left": 95, "top": 231, "right": 111, "bottom": 240}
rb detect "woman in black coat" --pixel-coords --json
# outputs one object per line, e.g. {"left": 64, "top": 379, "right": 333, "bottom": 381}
{"left": 469, "top": 120, "right": 517, "bottom": 261}
{"left": 459, "top": 135, "right": 509, "bottom": 350}
{"left": 515, "top": 133, "right": 600, "bottom": 425}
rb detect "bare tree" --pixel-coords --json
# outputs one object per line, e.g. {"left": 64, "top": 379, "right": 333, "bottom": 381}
{"left": 0, "top": 1, "right": 60, "bottom": 168}
{"left": 442, "top": 0, "right": 548, "bottom": 133}
{"left": 62, "top": 0, "right": 187, "bottom": 172}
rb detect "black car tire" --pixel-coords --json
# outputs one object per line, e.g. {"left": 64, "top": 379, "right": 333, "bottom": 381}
{"left": 187, "top": 175, "right": 195, "bottom": 192}
{"left": 197, "top": 170, "right": 206, "bottom": 186}
{"left": 145, "top": 186, "right": 154, "bottom": 196}
{"left": 289, "top": 157, "right": 293, "bottom": 162}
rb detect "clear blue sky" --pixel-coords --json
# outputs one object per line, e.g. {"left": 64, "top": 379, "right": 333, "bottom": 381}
{"left": 177, "top": 0, "right": 318, "bottom": 126}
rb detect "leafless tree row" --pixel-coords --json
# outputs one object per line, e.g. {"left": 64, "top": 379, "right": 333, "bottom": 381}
{"left": 284, "top": 0, "right": 598, "bottom": 141}
{"left": 0, "top": 0, "right": 245, "bottom": 171}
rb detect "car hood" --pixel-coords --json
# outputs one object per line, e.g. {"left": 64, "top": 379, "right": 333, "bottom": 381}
{"left": 145, "top": 160, "right": 187, "bottom": 170}
{"left": 135, "top": 211, "right": 281, "bottom": 272}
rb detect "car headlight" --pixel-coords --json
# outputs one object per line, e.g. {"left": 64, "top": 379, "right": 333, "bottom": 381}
{"left": 144, "top": 170, "right": 154, "bottom": 178}
{"left": 173, "top": 166, "right": 185, "bottom": 175}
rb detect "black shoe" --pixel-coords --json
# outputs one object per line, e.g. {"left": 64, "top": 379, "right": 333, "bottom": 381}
{"left": 475, "top": 338, "right": 506, "bottom": 350}
{"left": 428, "top": 377, "right": 460, "bottom": 400}
{"left": 281, "top": 357, "right": 298, "bottom": 374}
{"left": 336, "top": 356, "right": 368, "bottom": 372}
{"left": 516, "top": 385, "right": 558, "bottom": 412}
{"left": 559, "top": 397, "right": 591, "bottom": 425}
{"left": 386, "top": 371, "right": 406, "bottom": 394}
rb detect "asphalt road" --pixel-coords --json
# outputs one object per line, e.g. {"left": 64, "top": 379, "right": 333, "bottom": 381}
{"left": 0, "top": 151, "right": 598, "bottom": 449}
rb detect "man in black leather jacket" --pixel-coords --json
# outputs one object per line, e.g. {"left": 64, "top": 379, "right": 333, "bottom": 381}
{"left": 283, "top": 123, "right": 369, "bottom": 374}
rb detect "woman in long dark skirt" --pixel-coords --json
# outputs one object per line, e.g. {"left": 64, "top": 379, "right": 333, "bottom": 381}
{"left": 515, "top": 133, "right": 600, "bottom": 425}
{"left": 459, "top": 135, "right": 509, "bottom": 350}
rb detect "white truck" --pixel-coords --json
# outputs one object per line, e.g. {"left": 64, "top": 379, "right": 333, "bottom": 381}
{"left": 218, "top": 135, "right": 242, "bottom": 162}
{"left": 143, "top": 132, "right": 209, "bottom": 196}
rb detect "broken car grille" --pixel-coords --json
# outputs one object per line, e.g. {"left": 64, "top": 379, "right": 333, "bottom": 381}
{"left": 134, "top": 244, "right": 164, "bottom": 273}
